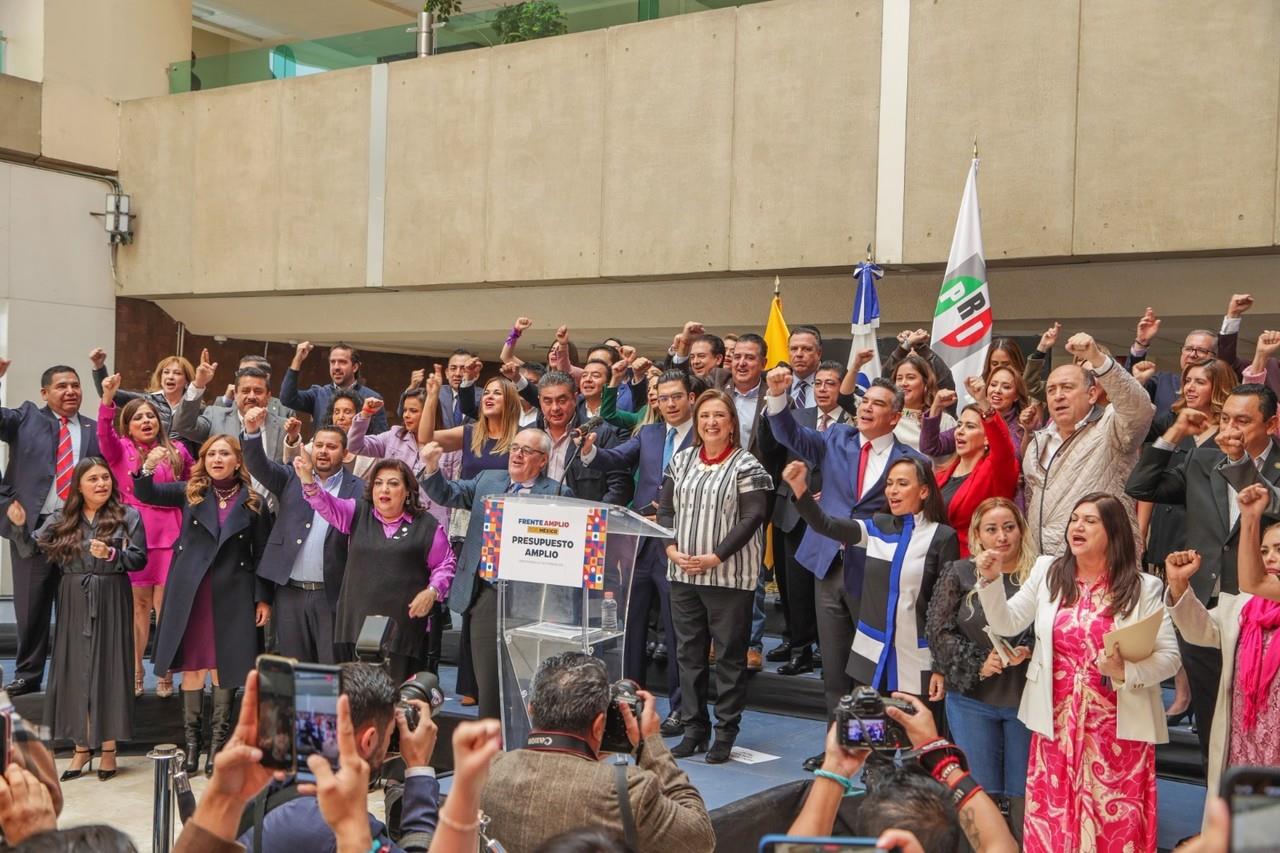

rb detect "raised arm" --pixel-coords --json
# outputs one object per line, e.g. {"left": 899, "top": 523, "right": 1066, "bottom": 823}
{"left": 418, "top": 444, "right": 480, "bottom": 510}
{"left": 346, "top": 407, "right": 391, "bottom": 457}
{"left": 96, "top": 398, "right": 128, "bottom": 469}
{"left": 241, "top": 409, "right": 293, "bottom": 498}
{"left": 300, "top": 483, "right": 357, "bottom": 535}
{"left": 279, "top": 342, "right": 320, "bottom": 417}
{"left": 1238, "top": 485, "right": 1280, "bottom": 601}
{"left": 921, "top": 388, "right": 960, "bottom": 458}
{"left": 132, "top": 469, "right": 188, "bottom": 508}
{"left": 975, "top": 553, "right": 1048, "bottom": 636}
{"left": 1064, "top": 333, "right": 1154, "bottom": 453}
{"left": 499, "top": 317, "right": 532, "bottom": 365}
{"left": 794, "top": 492, "right": 866, "bottom": 548}
{"left": 173, "top": 349, "right": 217, "bottom": 444}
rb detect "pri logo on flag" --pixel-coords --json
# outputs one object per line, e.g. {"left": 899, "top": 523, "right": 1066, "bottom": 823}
{"left": 933, "top": 255, "right": 992, "bottom": 354}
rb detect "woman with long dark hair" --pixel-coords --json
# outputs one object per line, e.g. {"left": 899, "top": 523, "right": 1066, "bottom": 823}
{"left": 782, "top": 456, "right": 957, "bottom": 704}
{"left": 135, "top": 435, "right": 272, "bottom": 774}
{"left": 891, "top": 355, "right": 954, "bottom": 459}
{"left": 97, "top": 372, "right": 194, "bottom": 698}
{"left": 974, "top": 492, "right": 1179, "bottom": 851}
{"left": 7, "top": 458, "right": 146, "bottom": 782}
{"left": 658, "top": 389, "right": 773, "bottom": 763}
{"left": 297, "top": 454, "right": 456, "bottom": 682}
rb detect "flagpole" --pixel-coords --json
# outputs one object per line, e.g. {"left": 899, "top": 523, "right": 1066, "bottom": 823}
{"left": 773, "top": 275, "right": 780, "bottom": 296}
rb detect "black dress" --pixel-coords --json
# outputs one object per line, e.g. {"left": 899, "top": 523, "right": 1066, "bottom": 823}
{"left": 336, "top": 499, "right": 440, "bottom": 664}
{"left": 19, "top": 508, "right": 147, "bottom": 746}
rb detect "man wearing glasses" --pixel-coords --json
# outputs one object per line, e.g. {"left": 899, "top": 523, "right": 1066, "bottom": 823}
{"left": 419, "top": 428, "right": 569, "bottom": 720}
{"left": 1127, "top": 293, "right": 1254, "bottom": 419}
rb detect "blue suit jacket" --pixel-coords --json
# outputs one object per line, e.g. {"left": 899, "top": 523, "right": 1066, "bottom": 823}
{"left": 280, "top": 368, "right": 389, "bottom": 434}
{"left": 586, "top": 421, "right": 695, "bottom": 513}
{"left": 0, "top": 397, "right": 99, "bottom": 539}
{"left": 766, "top": 408, "right": 922, "bottom": 582}
{"left": 237, "top": 774, "right": 439, "bottom": 853}
{"left": 242, "top": 432, "right": 364, "bottom": 608}
{"left": 420, "top": 468, "right": 570, "bottom": 610}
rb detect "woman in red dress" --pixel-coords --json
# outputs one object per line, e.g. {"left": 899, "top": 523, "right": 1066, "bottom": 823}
{"left": 974, "top": 492, "right": 1180, "bottom": 851}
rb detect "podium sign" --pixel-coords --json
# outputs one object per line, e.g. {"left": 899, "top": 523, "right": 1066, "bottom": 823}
{"left": 478, "top": 500, "right": 607, "bottom": 589}
{"left": 486, "top": 494, "right": 671, "bottom": 749}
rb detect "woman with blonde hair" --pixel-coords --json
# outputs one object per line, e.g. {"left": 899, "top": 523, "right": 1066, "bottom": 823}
{"left": 91, "top": 349, "right": 195, "bottom": 438}
{"left": 926, "top": 497, "right": 1039, "bottom": 836}
{"left": 418, "top": 366, "right": 519, "bottom": 477}
{"left": 134, "top": 434, "right": 272, "bottom": 775}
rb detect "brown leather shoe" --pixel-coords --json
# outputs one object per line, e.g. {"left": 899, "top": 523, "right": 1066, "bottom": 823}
{"left": 747, "top": 648, "right": 763, "bottom": 671}
{"left": 460, "top": 695, "right": 477, "bottom": 707}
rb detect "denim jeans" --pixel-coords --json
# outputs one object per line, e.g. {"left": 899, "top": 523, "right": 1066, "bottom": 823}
{"left": 945, "top": 691, "right": 1032, "bottom": 796}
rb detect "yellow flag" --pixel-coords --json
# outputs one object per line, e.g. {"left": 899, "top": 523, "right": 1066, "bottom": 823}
{"left": 763, "top": 293, "right": 790, "bottom": 369}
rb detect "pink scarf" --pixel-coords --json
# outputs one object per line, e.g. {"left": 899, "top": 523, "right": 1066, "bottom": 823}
{"left": 1237, "top": 595, "right": 1280, "bottom": 731}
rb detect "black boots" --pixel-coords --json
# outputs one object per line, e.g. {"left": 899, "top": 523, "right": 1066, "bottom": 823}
{"left": 206, "top": 686, "right": 237, "bottom": 775}
{"left": 181, "top": 689, "right": 205, "bottom": 774}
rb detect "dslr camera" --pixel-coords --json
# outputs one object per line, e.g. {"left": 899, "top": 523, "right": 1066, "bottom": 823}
{"left": 835, "top": 687, "right": 916, "bottom": 751}
{"left": 599, "top": 679, "right": 643, "bottom": 754}
{"left": 397, "top": 670, "right": 445, "bottom": 732}
{"left": 355, "top": 616, "right": 444, "bottom": 734}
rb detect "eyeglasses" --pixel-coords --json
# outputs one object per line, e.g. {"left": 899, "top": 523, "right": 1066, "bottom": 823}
{"left": 1181, "top": 345, "right": 1217, "bottom": 357}
{"left": 509, "top": 444, "right": 547, "bottom": 458}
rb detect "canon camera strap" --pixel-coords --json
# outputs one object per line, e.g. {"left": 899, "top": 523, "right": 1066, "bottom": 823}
{"left": 523, "top": 731, "right": 598, "bottom": 761}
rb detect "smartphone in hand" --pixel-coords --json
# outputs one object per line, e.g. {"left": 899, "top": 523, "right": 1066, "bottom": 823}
{"left": 255, "top": 655, "right": 296, "bottom": 772}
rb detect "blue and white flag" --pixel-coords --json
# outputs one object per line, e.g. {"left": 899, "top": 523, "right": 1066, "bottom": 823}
{"left": 849, "top": 261, "right": 884, "bottom": 391}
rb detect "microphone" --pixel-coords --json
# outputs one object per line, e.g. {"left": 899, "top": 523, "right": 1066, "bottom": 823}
{"left": 557, "top": 417, "right": 604, "bottom": 496}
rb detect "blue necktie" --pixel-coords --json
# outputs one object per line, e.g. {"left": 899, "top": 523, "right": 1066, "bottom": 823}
{"left": 506, "top": 480, "right": 523, "bottom": 495}
{"left": 662, "top": 427, "right": 678, "bottom": 471}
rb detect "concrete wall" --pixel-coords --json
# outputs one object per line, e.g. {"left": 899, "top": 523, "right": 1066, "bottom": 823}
{"left": 117, "top": 0, "right": 1280, "bottom": 299}
{"left": 0, "top": 162, "right": 117, "bottom": 593}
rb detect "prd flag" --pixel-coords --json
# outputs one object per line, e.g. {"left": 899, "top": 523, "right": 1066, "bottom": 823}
{"left": 763, "top": 280, "right": 791, "bottom": 370}
{"left": 930, "top": 158, "right": 992, "bottom": 404}
{"left": 849, "top": 261, "right": 884, "bottom": 392}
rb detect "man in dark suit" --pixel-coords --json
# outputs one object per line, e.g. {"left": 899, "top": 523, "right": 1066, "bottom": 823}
{"left": 531, "top": 371, "right": 632, "bottom": 505}
{"left": 280, "top": 341, "right": 388, "bottom": 434}
{"left": 419, "top": 428, "right": 570, "bottom": 720}
{"left": 765, "top": 369, "right": 922, "bottom": 771}
{"left": 759, "top": 360, "right": 852, "bottom": 675}
{"left": 0, "top": 362, "right": 100, "bottom": 695}
{"left": 236, "top": 663, "right": 440, "bottom": 853}
{"left": 580, "top": 369, "right": 696, "bottom": 735}
{"left": 438, "top": 349, "right": 481, "bottom": 429}
{"left": 1125, "top": 382, "right": 1280, "bottom": 762}
{"left": 667, "top": 321, "right": 731, "bottom": 390}
{"left": 242, "top": 407, "right": 364, "bottom": 663}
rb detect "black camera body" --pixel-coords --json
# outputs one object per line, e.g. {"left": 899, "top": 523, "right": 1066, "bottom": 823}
{"left": 397, "top": 671, "right": 445, "bottom": 732}
{"left": 835, "top": 687, "right": 916, "bottom": 751}
{"left": 600, "top": 679, "right": 643, "bottom": 754}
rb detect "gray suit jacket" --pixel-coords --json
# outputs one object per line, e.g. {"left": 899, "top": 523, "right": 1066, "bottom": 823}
{"left": 419, "top": 468, "right": 569, "bottom": 610}
{"left": 173, "top": 396, "right": 286, "bottom": 503}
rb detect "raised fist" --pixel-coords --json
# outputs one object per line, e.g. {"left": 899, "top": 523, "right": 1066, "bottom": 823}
{"left": 362, "top": 398, "right": 385, "bottom": 416}
{"left": 425, "top": 365, "right": 443, "bottom": 397}
{"left": 144, "top": 446, "right": 169, "bottom": 471}
{"left": 765, "top": 366, "right": 791, "bottom": 397}
{"left": 419, "top": 441, "right": 445, "bottom": 472}
{"left": 1132, "top": 361, "right": 1157, "bottom": 385}
{"left": 243, "top": 406, "right": 267, "bottom": 433}
{"left": 1065, "top": 333, "right": 1101, "bottom": 366}
{"left": 100, "top": 373, "right": 122, "bottom": 401}
{"left": 296, "top": 341, "right": 315, "bottom": 361}
{"left": 409, "top": 368, "right": 426, "bottom": 390}
{"left": 1256, "top": 330, "right": 1280, "bottom": 361}
{"left": 464, "top": 357, "right": 483, "bottom": 383}
{"left": 1164, "top": 550, "right": 1202, "bottom": 586}
{"left": 781, "top": 460, "right": 809, "bottom": 495}
{"left": 514, "top": 317, "right": 533, "bottom": 332}
{"left": 89, "top": 348, "right": 108, "bottom": 370}
{"left": 852, "top": 348, "right": 876, "bottom": 371}
{"left": 284, "top": 416, "right": 301, "bottom": 439}
{"left": 931, "top": 388, "right": 958, "bottom": 417}
{"left": 1227, "top": 293, "right": 1254, "bottom": 319}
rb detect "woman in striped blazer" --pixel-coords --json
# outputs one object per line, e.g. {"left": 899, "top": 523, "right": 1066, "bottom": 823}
{"left": 658, "top": 389, "right": 774, "bottom": 764}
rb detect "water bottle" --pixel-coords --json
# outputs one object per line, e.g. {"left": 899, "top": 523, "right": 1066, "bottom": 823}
{"left": 601, "top": 591, "right": 618, "bottom": 630}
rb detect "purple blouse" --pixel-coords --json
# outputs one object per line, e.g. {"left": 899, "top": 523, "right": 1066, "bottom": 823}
{"left": 922, "top": 405, "right": 1025, "bottom": 459}
{"left": 302, "top": 485, "right": 457, "bottom": 600}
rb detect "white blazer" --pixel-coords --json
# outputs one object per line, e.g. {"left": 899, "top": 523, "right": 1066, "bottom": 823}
{"left": 977, "top": 555, "right": 1180, "bottom": 743}
{"left": 1167, "top": 589, "right": 1249, "bottom": 827}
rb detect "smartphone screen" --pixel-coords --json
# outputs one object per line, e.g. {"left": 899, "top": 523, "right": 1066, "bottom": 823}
{"left": 294, "top": 664, "right": 342, "bottom": 771}
{"left": 256, "top": 655, "right": 296, "bottom": 772}
{"left": 1227, "top": 769, "right": 1280, "bottom": 852}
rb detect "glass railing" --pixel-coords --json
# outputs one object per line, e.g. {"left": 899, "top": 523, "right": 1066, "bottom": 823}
{"left": 170, "top": 0, "right": 768, "bottom": 93}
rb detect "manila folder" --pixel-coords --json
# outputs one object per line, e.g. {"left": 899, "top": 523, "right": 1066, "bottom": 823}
{"left": 1102, "top": 609, "right": 1162, "bottom": 662}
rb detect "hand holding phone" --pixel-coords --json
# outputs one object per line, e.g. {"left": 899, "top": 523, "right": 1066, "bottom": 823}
{"left": 1223, "top": 766, "right": 1280, "bottom": 853}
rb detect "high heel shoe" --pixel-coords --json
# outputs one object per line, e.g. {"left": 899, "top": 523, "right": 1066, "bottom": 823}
{"left": 60, "top": 748, "right": 93, "bottom": 781}
{"left": 97, "top": 748, "right": 118, "bottom": 781}
{"left": 156, "top": 677, "right": 174, "bottom": 699}
{"left": 134, "top": 675, "right": 144, "bottom": 697}
{"left": 669, "top": 734, "right": 709, "bottom": 758}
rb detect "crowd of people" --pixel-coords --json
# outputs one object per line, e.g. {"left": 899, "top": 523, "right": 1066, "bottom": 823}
{"left": 0, "top": 293, "right": 1275, "bottom": 850}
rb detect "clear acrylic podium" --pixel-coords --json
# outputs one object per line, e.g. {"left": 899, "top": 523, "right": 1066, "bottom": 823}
{"left": 480, "top": 494, "right": 672, "bottom": 748}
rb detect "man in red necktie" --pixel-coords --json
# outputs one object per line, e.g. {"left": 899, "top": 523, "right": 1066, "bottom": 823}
{"left": 0, "top": 362, "right": 100, "bottom": 696}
